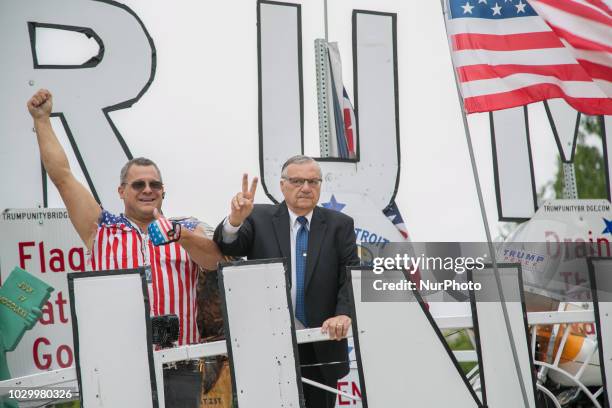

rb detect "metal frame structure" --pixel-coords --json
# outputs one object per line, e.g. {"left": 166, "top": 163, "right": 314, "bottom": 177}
{"left": 0, "top": 310, "right": 602, "bottom": 407}
{"left": 0, "top": 328, "right": 359, "bottom": 407}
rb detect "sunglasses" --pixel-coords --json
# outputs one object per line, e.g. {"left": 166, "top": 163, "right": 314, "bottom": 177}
{"left": 123, "top": 180, "right": 164, "bottom": 191}
{"left": 282, "top": 177, "right": 323, "bottom": 187}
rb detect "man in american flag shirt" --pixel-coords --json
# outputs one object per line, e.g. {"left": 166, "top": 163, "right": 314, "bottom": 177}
{"left": 27, "top": 89, "right": 223, "bottom": 348}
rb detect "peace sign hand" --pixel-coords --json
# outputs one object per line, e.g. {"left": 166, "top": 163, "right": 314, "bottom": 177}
{"left": 228, "top": 174, "right": 258, "bottom": 227}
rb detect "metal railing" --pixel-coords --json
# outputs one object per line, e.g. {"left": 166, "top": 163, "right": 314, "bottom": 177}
{"left": 0, "top": 310, "right": 601, "bottom": 406}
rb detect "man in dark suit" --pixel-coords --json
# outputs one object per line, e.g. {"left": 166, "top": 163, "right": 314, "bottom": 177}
{"left": 213, "top": 155, "right": 359, "bottom": 407}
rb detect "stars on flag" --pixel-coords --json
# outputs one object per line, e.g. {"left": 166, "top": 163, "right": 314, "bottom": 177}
{"left": 454, "top": 0, "right": 536, "bottom": 18}
{"left": 461, "top": 1, "right": 474, "bottom": 14}
{"left": 182, "top": 221, "right": 198, "bottom": 230}
{"left": 100, "top": 210, "right": 132, "bottom": 230}
{"left": 149, "top": 222, "right": 166, "bottom": 244}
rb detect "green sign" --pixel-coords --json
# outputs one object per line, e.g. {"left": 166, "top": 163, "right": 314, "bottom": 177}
{"left": 0, "top": 267, "right": 54, "bottom": 408}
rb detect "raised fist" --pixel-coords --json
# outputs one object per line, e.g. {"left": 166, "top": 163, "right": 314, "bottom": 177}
{"left": 27, "top": 89, "right": 53, "bottom": 120}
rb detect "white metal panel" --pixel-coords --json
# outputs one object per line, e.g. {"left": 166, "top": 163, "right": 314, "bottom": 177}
{"left": 259, "top": 8, "right": 400, "bottom": 210}
{"left": 220, "top": 261, "right": 303, "bottom": 408}
{"left": 0, "top": 0, "right": 154, "bottom": 212}
{"left": 491, "top": 107, "right": 535, "bottom": 219}
{"left": 69, "top": 271, "right": 156, "bottom": 407}
{"left": 258, "top": 1, "right": 303, "bottom": 193}
{"left": 323, "top": 12, "right": 398, "bottom": 207}
{"left": 545, "top": 99, "right": 578, "bottom": 161}
{"left": 471, "top": 266, "right": 536, "bottom": 408}
{"left": 350, "top": 269, "right": 480, "bottom": 407}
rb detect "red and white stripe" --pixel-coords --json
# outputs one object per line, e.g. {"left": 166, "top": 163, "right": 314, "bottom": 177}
{"left": 343, "top": 92, "right": 357, "bottom": 158}
{"left": 89, "top": 223, "right": 200, "bottom": 345}
{"left": 447, "top": 6, "right": 612, "bottom": 114}
{"left": 156, "top": 216, "right": 174, "bottom": 241}
{"left": 529, "top": 0, "right": 612, "bottom": 96}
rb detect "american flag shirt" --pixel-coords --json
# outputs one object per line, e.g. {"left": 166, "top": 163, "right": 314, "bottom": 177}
{"left": 88, "top": 210, "right": 201, "bottom": 345}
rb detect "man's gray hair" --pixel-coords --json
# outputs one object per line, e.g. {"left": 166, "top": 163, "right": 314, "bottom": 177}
{"left": 281, "top": 155, "right": 321, "bottom": 178}
{"left": 119, "top": 157, "right": 163, "bottom": 184}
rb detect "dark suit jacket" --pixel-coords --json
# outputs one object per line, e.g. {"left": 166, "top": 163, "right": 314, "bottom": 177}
{"left": 213, "top": 201, "right": 359, "bottom": 380}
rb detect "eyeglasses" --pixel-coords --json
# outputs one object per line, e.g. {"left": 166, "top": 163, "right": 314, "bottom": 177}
{"left": 123, "top": 180, "right": 164, "bottom": 191}
{"left": 282, "top": 177, "right": 323, "bottom": 187}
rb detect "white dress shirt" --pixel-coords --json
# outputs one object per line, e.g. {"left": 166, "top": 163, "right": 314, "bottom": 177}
{"left": 222, "top": 209, "right": 313, "bottom": 328}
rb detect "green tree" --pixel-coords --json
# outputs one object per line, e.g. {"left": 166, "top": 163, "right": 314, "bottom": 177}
{"left": 548, "top": 116, "right": 606, "bottom": 199}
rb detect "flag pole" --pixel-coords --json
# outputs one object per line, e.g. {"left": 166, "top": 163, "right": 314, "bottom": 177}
{"left": 324, "top": 0, "right": 329, "bottom": 42}
{"left": 440, "top": 0, "right": 531, "bottom": 406}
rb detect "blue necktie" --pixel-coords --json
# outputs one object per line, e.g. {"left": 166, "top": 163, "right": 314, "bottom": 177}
{"left": 295, "top": 216, "right": 309, "bottom": 326}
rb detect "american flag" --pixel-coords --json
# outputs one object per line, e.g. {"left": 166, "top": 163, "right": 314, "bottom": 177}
{"left": 383, "top": 201, "right": 409, "bottom": 239}
{"left": 444, "top": 0, "right": 612, "bottom": 115}
{"left": 343, "top": 88, "right": 357, "bottom": 159}
{"left": 148, "top": 216, "right": 178, "bottom": 245}
{"left": 326, "top": 41, "right": 359, "bottom": 159}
